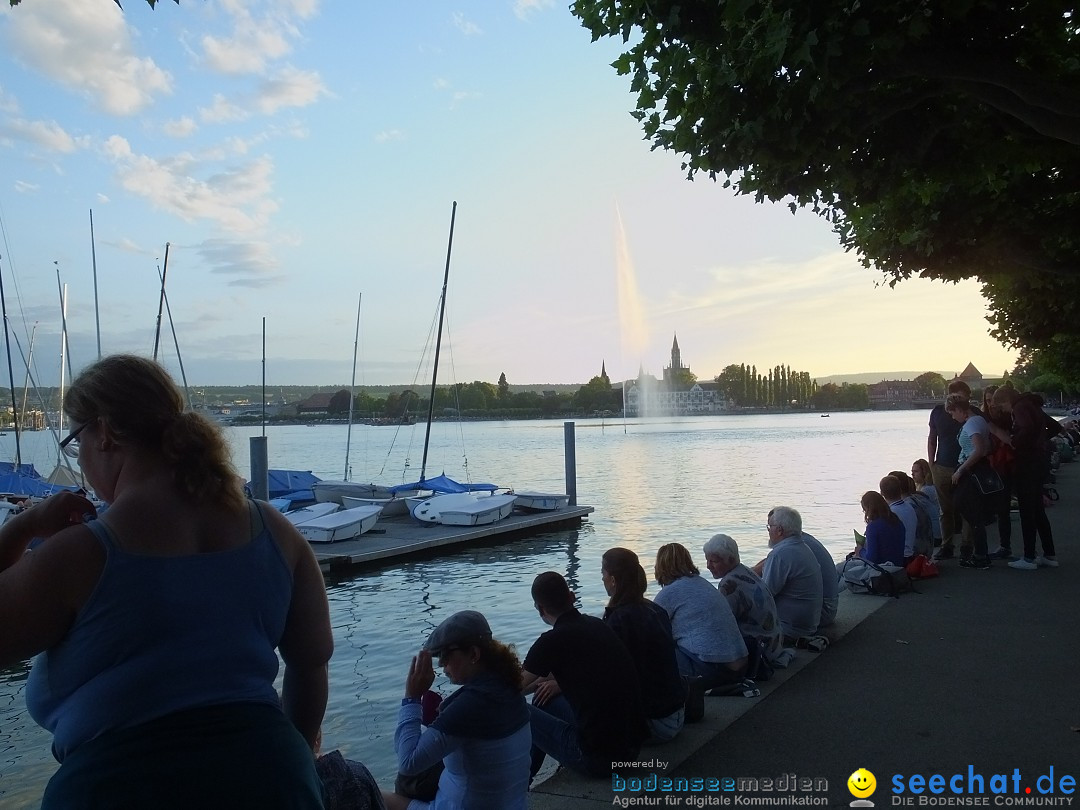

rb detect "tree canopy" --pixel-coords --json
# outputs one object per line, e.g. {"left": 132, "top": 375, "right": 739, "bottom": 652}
{"left": 571, "top": 0, "right": 1080, "bottom": 376}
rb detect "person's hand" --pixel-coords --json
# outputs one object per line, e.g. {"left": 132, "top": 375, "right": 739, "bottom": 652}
{"left": 750, "top": 558, "right": 766, "bottom": 577}
{"left": 21, "top": 491, "right": 97, "bottom": 538}
{"left": 951, "top": 471, "right": 961, "bottom": 485}
{"left": 533, "top": 676, "right": 562, "bottom": 707}
{"left": 405, "top": 650, "right": 435, "bottom": 698}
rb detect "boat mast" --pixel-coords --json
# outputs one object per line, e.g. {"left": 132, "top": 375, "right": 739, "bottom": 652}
{"left": 0, "top": 253, "right": 21, "bottom": 466}
{"left": 89, "top": 209, "right": 102, "bottom": 360}
{"left": 57, "top": 279, "right": 69, "bottom": 465}
{"left": 344, "top": 293, "right": 361, "bottom": 480}
{"left": 152, "top": 242, "right": 170, "bottom": 362}
{"left": 419, "top": 201, "right": 457, "bottom": 486}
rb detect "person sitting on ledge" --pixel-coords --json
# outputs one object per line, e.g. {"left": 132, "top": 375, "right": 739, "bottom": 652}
{"left": 755, "top": 506, "right": 825, "bottom": 650}
{"left": 851, "top": 491, "right": 906, "bottom": 566}
{"left": 384, "top": 610, "right": 531, "bottom": 810}
{"left": 703, "top": 533, "right": 782, "bottom": 664}
{"left": 522, "top": 572, "right": 647, "bottom": 779}
{"left": 600, "top": 547, "right": 686, "bottom": 743}
{"left": 653, "top": 542, "right": 749, "bottom": 690}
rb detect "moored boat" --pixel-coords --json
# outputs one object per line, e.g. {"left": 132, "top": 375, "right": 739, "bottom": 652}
{"left": 284, "top": 502, "right": 340, "bottom": 526}
{"left": 513, "top": 491, "right": 570, "bottom": 512}
{"left": 437, "top": 493, "right": 518, "bottom": 527}
{"left": 297, "top": 504, "right": 383, "bottom": 543}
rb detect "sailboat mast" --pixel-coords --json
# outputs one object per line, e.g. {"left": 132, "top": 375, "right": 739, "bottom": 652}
{"left": 0, "top": 254, "right": 22, "bottom": 466}
{"left": 344, "top": 293, "right": 361, "bottom": 480}
{"left": 419, "top": 201, "right": 457, "bottom": 485}
{"left": 152, "top": 242, "right": 170, "bottom": 362}
{"left": 89, "top": 209, "right": 101, "bottom": 360}
{"left": 57, "top": 282, "right": 69, "bottom": 465}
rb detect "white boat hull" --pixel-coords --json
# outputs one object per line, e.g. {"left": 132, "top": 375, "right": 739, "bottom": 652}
{"left": 437, "top": 493, "right": 517, "bottom": 526}
{"left": 298, "top": 505, "right": 383, "bottom": 543}
{"left": 285, "top": 502, "right": 340, "bottom": 526}
{"left": 342, "top": 492, "right": 418, "bottom": 518}
{"left": 513, "top": 491, "right": 570, "bottom": 512}
{"left": 411, "top": 493, "right": 482, "bottom": 524}
{"left": 313, "top": 481, "right": 398, "bottom": 505}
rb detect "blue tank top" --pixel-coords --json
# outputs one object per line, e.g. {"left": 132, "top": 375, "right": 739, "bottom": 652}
{"left": 26, "top": 502, "right": 293, "bottom": 761}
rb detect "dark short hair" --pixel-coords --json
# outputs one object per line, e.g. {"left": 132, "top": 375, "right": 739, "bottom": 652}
{"left": 947, "top": 380, "right": 971, "bottom": 397}
{"left": 531, "top": 571, "right": 573, "bottom": 613}
{"left": 879, "top": 475, "right": 902, "bottom": 500}
{"left": 945, "top": 393, "right": 971, "bottom": 414}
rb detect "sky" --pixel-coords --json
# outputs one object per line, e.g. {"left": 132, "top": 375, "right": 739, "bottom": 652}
{"left": 0, "top": 0, "right": 1018, "bottom": 388}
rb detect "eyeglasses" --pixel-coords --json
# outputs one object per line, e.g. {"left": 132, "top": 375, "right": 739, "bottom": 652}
{"left": 59, "top": 421, "right": 89, "bottom": 458}
{"left": 436, "top": 646, "right": 464, "bottom": 666}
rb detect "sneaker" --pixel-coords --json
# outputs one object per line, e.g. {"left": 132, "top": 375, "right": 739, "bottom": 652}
{"left": 988, "top": 547, "right": 1014, "bottom": 560}
{"left": 960, "top": 556, "right": 991, "bottom": 569}
{"left": 1008, "top": 558, "right": 1038, "bottom": 570}
{"left": 1036, "top": 555, "right": 1060, "bottom": 568}
{"left": 932, "top": 547, "right": 955, "bottom": 561}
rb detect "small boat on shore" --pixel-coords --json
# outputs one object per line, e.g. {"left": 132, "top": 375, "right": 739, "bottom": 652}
{"left": 437, "top": 493, "right": 518, "bottom": 527}
{"left": 284, "top": 502, "right": 340, "bottom": 526}
{"left": 513, "top": 491, "right": 570, "bottom": 512}
{"left": 298, "top": 504, "right": 383, "bottom": 543}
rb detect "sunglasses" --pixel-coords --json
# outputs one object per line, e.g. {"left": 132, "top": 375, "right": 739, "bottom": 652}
{"left": 436, "top": 646, "right": 465, "bottom": 666}
{"left": 59, "top": 421, "right": 89, "bottom": 458}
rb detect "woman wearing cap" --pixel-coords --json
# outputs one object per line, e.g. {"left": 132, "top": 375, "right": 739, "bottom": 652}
{"left": 0, "top": 355, "right": 331, "bottom": 808}
{"left": 601, "top": 547, "right": 686, "bottom": 741}
{"left": 384, "top": 610, "right": 531, "bottom": 810}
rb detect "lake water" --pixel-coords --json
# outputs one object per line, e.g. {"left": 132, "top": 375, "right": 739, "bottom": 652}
{"left": 0, "top": 410, "right": 930, "bottom": 804}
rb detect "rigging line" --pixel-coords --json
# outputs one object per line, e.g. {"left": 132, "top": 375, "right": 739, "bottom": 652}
{"left": 0, "top": 203, "right": 38, "bottom": 356}
{"left": 157, "top": 266, "right": 190, "bottom": 410}
{"left": 441, "top": 309, "right": 472, "bottom": 485}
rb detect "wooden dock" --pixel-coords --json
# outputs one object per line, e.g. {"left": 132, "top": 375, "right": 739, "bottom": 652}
{"left": 310, "top": 505, "right": 594, "bottom": 575}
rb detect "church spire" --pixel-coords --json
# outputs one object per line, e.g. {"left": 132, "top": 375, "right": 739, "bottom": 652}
{"left": 600, "top": 360, "right": 609, "bottom": 383}
{"left": 671, "top": 333, "right": 682, "bottom": 371}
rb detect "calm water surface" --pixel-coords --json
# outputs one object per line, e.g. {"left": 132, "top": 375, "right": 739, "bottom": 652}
{"left": 0, "top": 410, "right": 930, "bottom": 804}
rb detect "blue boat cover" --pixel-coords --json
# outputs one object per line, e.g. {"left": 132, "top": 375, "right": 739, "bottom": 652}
{"left": 390, "top": 472, "right": 496, "bottom": 495}
{"left": 0, "top": 462, "right": 79, "bottom": 497}
{"left": 250, "top": 469, "right": 322, "bottom": 499}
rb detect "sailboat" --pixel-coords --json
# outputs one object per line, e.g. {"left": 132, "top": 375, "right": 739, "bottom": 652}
{"left": 385, "top": 202, "right": 513, "bottom": 525}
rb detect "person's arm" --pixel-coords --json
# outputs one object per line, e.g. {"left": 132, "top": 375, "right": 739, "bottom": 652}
{"left": 521, "top": 669, "right": 541, "bottom": 694}
{"left": 395, "top": 706, "right": 460, "bottom": 776}
{"left": 0, "top": 493, "right": 101, "bottom": 669}
{"left": 276, "top": 515, "right": 334, "bottom": 750}
{"left": 927, "top": 419, "right": 938, "bottom": 464}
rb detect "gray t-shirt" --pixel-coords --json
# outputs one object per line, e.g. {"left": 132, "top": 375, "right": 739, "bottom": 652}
{"left": 762, "top": 536, "right": 823, "bottom": 640}
{"left": 799, "top": 532, "right": 839, "bottom": 629}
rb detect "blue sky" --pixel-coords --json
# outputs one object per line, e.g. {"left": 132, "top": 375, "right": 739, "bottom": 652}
{"left": 0, "top": 0, "right": 1016, "bottom": 387}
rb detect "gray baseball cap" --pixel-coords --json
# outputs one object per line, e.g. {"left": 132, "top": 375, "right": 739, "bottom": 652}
{"left": 424, "top": 610, "right": 492, "bottom": 655}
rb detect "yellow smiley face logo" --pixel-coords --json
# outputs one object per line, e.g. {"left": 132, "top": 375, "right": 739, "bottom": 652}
{"left": 847, "top": 768, "right": 877, "bottom": 798}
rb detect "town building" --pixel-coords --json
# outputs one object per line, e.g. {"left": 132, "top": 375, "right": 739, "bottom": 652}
{"left": 624, "top": 335, "right": 720, "bottom": 416}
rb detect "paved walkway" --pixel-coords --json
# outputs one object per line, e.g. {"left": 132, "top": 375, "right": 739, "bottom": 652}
{"left": 529, "top": 464, "right": 1079, "bottom": 808}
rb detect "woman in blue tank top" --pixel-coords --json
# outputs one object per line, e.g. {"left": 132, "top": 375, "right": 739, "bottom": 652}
{"left": 0, "top": 354, "right": 333, "bottom": 809}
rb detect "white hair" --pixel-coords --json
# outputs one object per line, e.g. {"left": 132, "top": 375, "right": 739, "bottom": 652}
{"left": 702, "top": 533, "right": 740, "bottom": 564}
{"left": 768, "top": 506, "right": 802, "bottom": 536}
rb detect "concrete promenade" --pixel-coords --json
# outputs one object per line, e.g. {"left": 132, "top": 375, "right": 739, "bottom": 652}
{"left": 529, "top": 464, "right": 1079, "bottom": 809}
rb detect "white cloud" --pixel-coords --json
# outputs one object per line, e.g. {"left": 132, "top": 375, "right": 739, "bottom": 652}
{"left": 96, "top": 193, "right": 110, "bottom": 203}
{"left": 14, "top": 180, "right": 39, "bottom": 193}
{"left": 3, "top": 0, "right": 172, "bottom": 115}
{"left": 0, "top": 118, "right": 88, "bottom": 153}
{"left": 199, "top": 94, "right": 250, "bottom": 124}
{"left": 102, "top": 135, "right": 279, "bottom": 235}
{"left": 514, "top": 0, "right": 554, "bottom": 20}
{"left": 255, "top": 67, "right": 328, "bottom": 115}
{"left": 453, "top": 12, "right": 482, "bottom": 36}
{"left": 201, "top": 0, "right": 318, "bottom": 76}
{"left": 198, "top": 237, "right": 283, "bottom": 287}
{"left": 162, "top": 116, "right": 198, "bottom": 138}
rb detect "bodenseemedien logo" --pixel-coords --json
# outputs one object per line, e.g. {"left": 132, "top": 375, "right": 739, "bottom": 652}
{"left": 848, "top": 768, "right": 877, "bottom": 807}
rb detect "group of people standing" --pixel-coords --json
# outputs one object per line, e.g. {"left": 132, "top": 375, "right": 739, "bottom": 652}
{"left": 927, "top": 379, "right": 1059, "bottom": 570}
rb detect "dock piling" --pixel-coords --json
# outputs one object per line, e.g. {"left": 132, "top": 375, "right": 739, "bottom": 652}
{"left": 563, "top": 421, "right": 577, "bottom": 507}
{"left": 250, "top": 436, "right": 269, "bottom": 500}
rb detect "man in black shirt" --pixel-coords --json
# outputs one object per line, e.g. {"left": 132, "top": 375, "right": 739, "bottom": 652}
{"left": 522, "top": 572, "right": 647, "bottom": 778}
